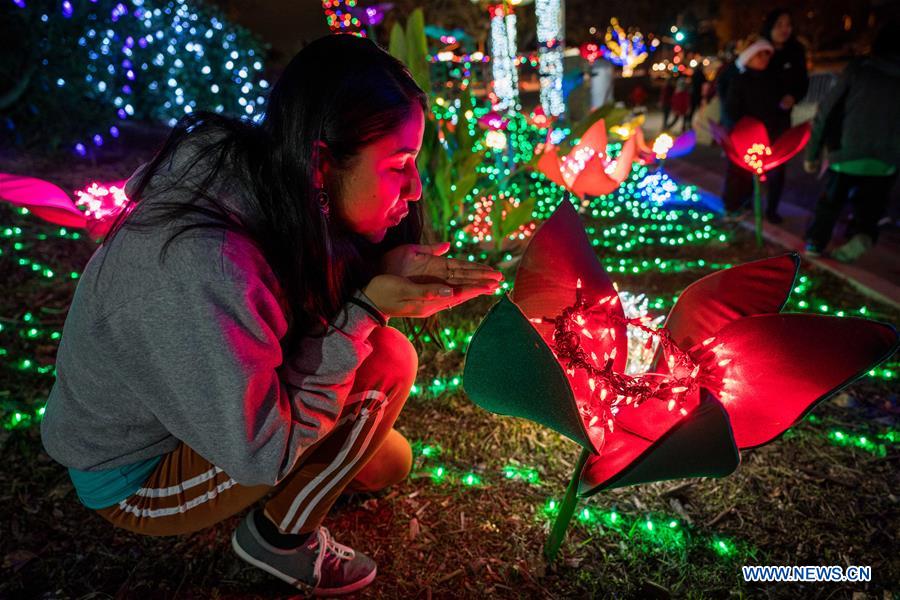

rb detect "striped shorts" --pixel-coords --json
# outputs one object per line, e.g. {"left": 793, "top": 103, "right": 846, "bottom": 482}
{"left": 96, "top": 326, "right": 416, "bottom": 536}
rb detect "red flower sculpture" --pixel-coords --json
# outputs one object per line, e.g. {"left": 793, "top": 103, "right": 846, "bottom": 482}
{"left": 710, "top": 117, "right": 811, "bottom": 245}
{"left": 464, "top": 200, "right": 897, "bottom": 560}
{"left": 711, "top": 117, "right": 810, "bottom": 180}
{"left": 477, "top": 110, "right": 509, "bottom": 131}
{"left": 534, "top": 119, "right": 636, "bottom": 199}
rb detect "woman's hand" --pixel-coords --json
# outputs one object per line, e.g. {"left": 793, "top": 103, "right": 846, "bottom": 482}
{"left": 363, "top": 274, "right": 499, "bottom": 318}
{"left": 380, "top": 242, "right": 503, "bottom": 287}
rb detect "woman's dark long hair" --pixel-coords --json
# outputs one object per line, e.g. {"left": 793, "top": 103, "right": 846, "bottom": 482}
{"left": 97, "top": 34, "right": 428, "bottom": 352}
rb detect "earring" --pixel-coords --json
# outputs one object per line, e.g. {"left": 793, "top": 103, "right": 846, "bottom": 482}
{"left": 316, "top": 189, "right": 330, "bottom": 217}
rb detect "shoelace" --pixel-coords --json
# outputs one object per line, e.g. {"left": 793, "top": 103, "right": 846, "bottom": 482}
{"left": 311, "top": 526, "right": 356, "bottom": 586}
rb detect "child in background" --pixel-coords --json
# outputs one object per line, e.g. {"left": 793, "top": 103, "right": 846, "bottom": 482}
{"left": 722, "top": 39, "right": 789, "bottom": 220}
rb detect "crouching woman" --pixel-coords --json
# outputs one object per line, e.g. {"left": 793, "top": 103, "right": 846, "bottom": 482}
{"left": 40, "top": 35, "right": 500, "bottom": 596}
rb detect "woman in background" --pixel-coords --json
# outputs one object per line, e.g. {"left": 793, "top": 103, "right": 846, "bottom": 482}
{"left": 760, "top": 8, "right": 809, "bottom": 223}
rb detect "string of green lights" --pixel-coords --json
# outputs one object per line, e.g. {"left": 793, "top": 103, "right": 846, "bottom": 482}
{"left": 408, "top": 440, "right": 755, "bottom": 560}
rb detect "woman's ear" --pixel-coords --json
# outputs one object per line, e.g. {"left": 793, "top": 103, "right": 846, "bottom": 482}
{"left": 312, "top": 140, "right": 334, "bottom": 189}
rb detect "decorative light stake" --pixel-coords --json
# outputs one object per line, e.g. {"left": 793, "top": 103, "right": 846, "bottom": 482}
{"left": 710, "top": 117, "right": 810, "bottom": 246}
{"left": 463, "top": 199, "right": 898, "bottom": 561}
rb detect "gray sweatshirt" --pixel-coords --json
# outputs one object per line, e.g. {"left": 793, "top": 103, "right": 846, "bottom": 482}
{"left": 40, "top": 134, "right": 382, "bottom": 486}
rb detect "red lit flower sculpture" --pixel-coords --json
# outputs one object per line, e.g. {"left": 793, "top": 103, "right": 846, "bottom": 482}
{"left": 0, "top": 174, "right": 129, "bottom": 239}
{"left": 464, "top": 199, "right": 897, "bottom": 560}
{"left": 710, "top": 117, "right": 810, "bottom": 245}
{"left": 535, "top": 119, "right": 636, "bottom": 199}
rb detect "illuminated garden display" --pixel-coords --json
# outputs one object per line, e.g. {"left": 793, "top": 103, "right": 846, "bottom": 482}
{"left": 2, "top": 2, "right": 899, "bottom": 595}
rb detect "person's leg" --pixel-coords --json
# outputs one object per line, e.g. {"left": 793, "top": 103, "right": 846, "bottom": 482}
{"left": 722, "top": 162, "right": 753, "bottom": 213}
{"left": 95, "top": 442, "right": 272, "bottom": 536}
{"left": 95, "top": 326, "right": 416, "bottom": 538}
{"left": 805, "top": 170, "right": 852, "bottom": 250}
{"left": 345, "top": 428, "right": 412, "bottom": 493}
{"left": 765, "top": 165, "right": 786, "bottom": 220}
{"left": 262, "top": 326, "right": 416, "bottom": 535}
{"left": 226, "top": 326, "right": 416, "bottom": 594}
{"left": 845, "top": 173, "right": 897, "bottom": 243}
{"left": 832, "top": 172, "right": 897, "bottom": 262}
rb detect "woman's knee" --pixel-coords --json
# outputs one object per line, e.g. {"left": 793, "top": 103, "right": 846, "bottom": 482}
{"left": 351, "top": 428, "right": 413, "bottom": 492}
{"left": 366, "top": 326, "right": 418, "bottom": 391}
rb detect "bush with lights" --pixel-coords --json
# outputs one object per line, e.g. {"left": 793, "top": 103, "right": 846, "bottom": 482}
{"left": 2, "top": 0, "right": 268, "bottom": 158}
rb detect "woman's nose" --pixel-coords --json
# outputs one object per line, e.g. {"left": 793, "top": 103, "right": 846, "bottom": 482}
{"left": 404, "top": 166, "right": 423, "bottom": 202}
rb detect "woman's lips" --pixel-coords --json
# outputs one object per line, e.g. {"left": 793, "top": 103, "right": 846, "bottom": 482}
{"left": 389, "top": 210, "right": 408, "bottom": 226}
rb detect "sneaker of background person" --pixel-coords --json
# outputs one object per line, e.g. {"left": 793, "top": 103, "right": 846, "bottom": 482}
{"left": 803, "top": 242, "right": 824, "bottom": 257}
{"left": 831, "top": 234, "right": 873, "bottom": 263}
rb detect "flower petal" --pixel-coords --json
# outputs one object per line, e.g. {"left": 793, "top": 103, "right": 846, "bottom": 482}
{"left": 464, "top": 295, "right": 598, "bottom": 451}
{"left": 579, "top": 394, "right": 739, "bottom": 496}
{"left": 569, "top": 159, "right": 621, "bottom": 197}
{"left": 0, "top": 173, "right": 87, "bottom": 228}
{"left": 511, "top": 199, "right": 628, "bottom": 375}
{"left": 669, "top": 130, "right": 697, "bottom": 158}
{"left": 694, "top": 314, "right": 898, "bottom": 449}
{"left": 664, "top": 254, "right": 799, "bottom": 353}
{"left": 611, "top": 384, "right": 701, "bottom": 445}
{"left": 634, "top": 126, "right": 652, "bottom": 155}
{"left": 767, "top": 122, "right": 811, "bottom": 171}
{"left": 571, "top": 118, "right": 608, "bottom": 159}
{"left": 535, "top": 145, "right": 568, "bottom": 190}
{"left": 608, "top": 135, "right": 636, "bottom": 183}
{"left": 730, "top": 116, "right": 771, "bottom": 153}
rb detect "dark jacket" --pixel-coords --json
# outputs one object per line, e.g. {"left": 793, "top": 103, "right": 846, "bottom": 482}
{"left": 806, "top": 53, "right": 900, "bottom": 168}
{"left": 716, "top": 61, "right": 739, "bottom": 124}
{"left": 724, "top": 67, "right": 791, "bottom": 137}
{"left": 766, "top": 38, "right": 809, "bottom": 103}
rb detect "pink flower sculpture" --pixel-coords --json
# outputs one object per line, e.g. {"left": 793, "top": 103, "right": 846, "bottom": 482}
{"left": 0, "top": 173, "right": 130, "bottom": 239}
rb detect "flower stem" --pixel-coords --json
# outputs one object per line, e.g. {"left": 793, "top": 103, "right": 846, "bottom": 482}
{"left": 753, "top": 174, "right": 763, "bottom": 247}
{"left": 544, "top": 447, "right": 591, "bottom": 562}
